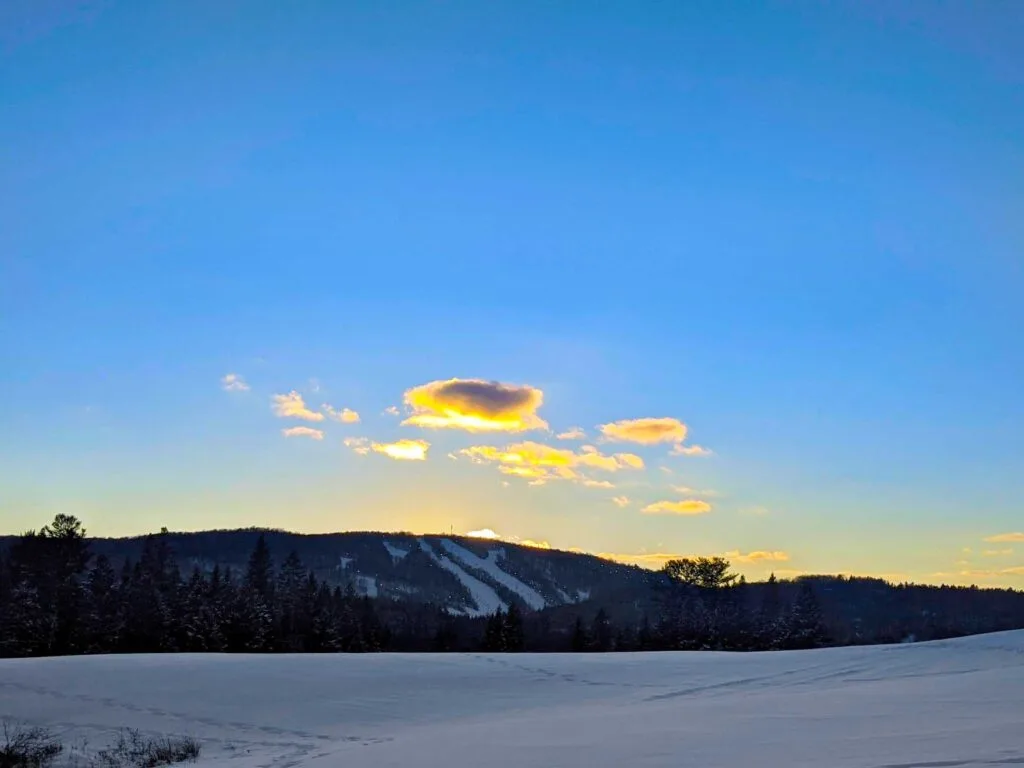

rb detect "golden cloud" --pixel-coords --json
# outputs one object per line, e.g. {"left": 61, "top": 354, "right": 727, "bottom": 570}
{"left": 372, "top": 438, "right": 430, "bottom": 461}
{"left": 272, "top": 391, "right": 325, "bottom": 422}
{"left": 671, "top": 443, "right": 713, "bottom": 457}
{"left": 281, "top": 426, "right": 324, "bottom": 440}
{"left": 459, "top": 440, "right": 642, "bottom": 486}
{"left": 402, "top": 378, "right": 547, "bottom": 432}
{"left": 465, "top": 529, "right": 552, "bottom": 549}
{"left": 599, "top": 417, "right": 687, "bottom": 445}
{"left": 322, "top": 404, "right": 361, "bottom": 423}
{"left": 343, "top": 437, "right": 371, "bottom": 455}
{"left": 983, "top": 549, "right": 1014, "bottom": 557}
{"left": 984, "top": 532, "right": 1024, "bottom": 543}
{"left": 641, "top": 499, "right": 712, "bottom": 516}
{"left": 557, "top": 427, "right": 586, "bottom": 440}
{"left": 221, "top": 373, "right": 250, "bottom": 392}
{"left": 612, "top": 495, "right": 631, "bottom": 508}
{"left": 467, "top": 528, "right": 500, "bottom": 540}
{"left": 723, "top": 550, "right": 790, "bottom": 563}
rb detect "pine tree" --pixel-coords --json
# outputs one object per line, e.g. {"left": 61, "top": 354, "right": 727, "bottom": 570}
{"left": 786, "top": 581, "right": 827, "bottom": 649}
{"left": 591, "top": 608, "right": 612, "bottom": 652}
{"left": 571, "top": 616, "right": 587, "bottom": 652}
{"left": 504, "top": 603, "right": 525, "bottom": 651}
{"left": 246, "top": 534, "right": 274, "bottom": 602}
{"left": 82, "top": 554, "right": 121, "bottom": 652}
{"left": 0, "top": 581, "right": 53, "bottom": 656}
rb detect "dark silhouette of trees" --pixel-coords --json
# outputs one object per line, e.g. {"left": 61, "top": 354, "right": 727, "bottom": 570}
{"left": 3, "top": 515, "right": 1024, "bottom": 658}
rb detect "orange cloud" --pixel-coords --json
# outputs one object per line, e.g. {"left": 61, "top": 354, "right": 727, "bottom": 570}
{"left": 402, "top": 378, "right": 547, "bottom": 432}
{"left": 372, "top": 438, "right": 430, "bottom": 461}
{"left": 612, "top": 495, "right": 631, "bottom": 508}
{"left": 459, "top": 440, "right": 642, "bottom": 486}
{"left": 281, "top": 426, "right": 324, "bottom": 440}
{"left": 272, "top": 391, "right": 325, "bottom": 422}
{"left": 322, "top": 404, "right": 360, "bottom": 423}
{"left": 467, "top": 528, "right": 500, "bottom": 540}
{"left": 641, "top": 499, "right": 712, "bottom": 516}
{"left": 984, "top": 532, "right": 1024, "bottom": 543}
{"left": 599, "top": 417, "right": 687, "bottom": 445}
{"left": 557, "top": 427, "right": 586, "bottom": 440}
{"left": 221, "top": 373, "right": 249, "bottom": 392}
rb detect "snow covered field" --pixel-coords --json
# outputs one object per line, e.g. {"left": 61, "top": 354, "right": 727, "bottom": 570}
{"left": 3, "top": 631, "right": 1023, "bottom": 768}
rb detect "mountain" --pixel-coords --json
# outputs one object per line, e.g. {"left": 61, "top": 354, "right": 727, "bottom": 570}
{"left": 68, "top": 530, "right": 654, "bottom": 617}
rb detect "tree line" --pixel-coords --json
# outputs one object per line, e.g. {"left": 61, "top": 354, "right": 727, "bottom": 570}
{"left": 3, "top": 515, "right": 1024, "bottom": 658}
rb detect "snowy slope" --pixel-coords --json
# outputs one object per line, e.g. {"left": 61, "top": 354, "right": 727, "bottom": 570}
{"left": 3, "top": 632, "right": 1024, "bottom": 768}
{"left": 418, "top": 538, "right": 506, "bottom": 616}
{"left": 439, "top": 538, "right": 547, "bottom": 610}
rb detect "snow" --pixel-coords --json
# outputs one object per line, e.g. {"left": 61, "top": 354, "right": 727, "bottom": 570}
{"left": 439, "top": 538, "right": 547, "bottom": 611}
{"left": 338, "top": 556, "right": 353, "bottom": 569}
{"left": 3, "top": 631, "right": 1024, "bottom": 768}
{"left": 356, "top": 575, "right": 378, "bottom": 598}
{"left": 382, "top": 541, "right": 409, "bottom": 561}
{"left": 418, "top": 538, "right": 506, "bottom": 616}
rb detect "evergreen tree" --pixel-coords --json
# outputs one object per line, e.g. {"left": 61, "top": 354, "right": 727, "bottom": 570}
{"left": 246, "top": 534, "right": 274, "bottom": 602}
{"left": 785, "top": 581, "right": 827, "bottom": 649}
{"left": 504, "top": 603, "right": 525, "bottom": 651}
{"left": 591, "top": 608, "right": 612, "bottom": 652}
{"left": 571, "top": 616, "right": 588, "bottom": 652}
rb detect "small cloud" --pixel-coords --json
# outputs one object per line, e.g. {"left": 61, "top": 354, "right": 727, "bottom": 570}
{"left": 641, "top": 499, "right": 712, "bottom": 516}
{"left": 983, "top": 549, "right": 1014, "bottom": 557}
{"left": 467, "top": 528, "right": 500, "bottom": 540}
{"left": 372, "top": 438, "right": 430, "bottom": 461}
{"left": 612, "top": 495, "right": 631, "bottom": 508}
{"left": 383, "top": 405, "right": 401, "bottom": 416}
{"left": 740, "top": 506, "right": 770, "bottom": 516}
{"left": 599, "top": 417, "right": 687, "bottom": 445}
{"left": 402, "top": 378, "right": 547, "bottom": 432}
{"left": 671, "top": 484, "right": 696, "bottom": 494}
{"left": 459, "top": 440, "right": 643, "bottom": 486}
{"left": 659, "top": 466, "right": 674, "bottom": 475}
{"left": 984, "top": 532, "right": 1024, "bottom": 543}
{"left": 557, "top": 427, "right": 586, "bottom": 440}
{"left": 670, "top": 443, "right": 713, "bottom": 457}
{"left": 281, "top": 426, "right": 324, "bottom": 440}
{"left": 723, "top": 550, "right": 790, "bottom": 564}
{"left": 221, "top": 373, "right": 250, "bottom": 392}
{"left": 343, "top": 437, "right": 371, "bottom": 455}
{"left": 1004, "top": 566, "right": 1024, "bottom": 576}
{"left": 615, "top": 453, "right": 645, "bottom": 470}
{"left": 272, "top": 391, "right": 325, "bottom": 422}
{"left": 322, "top": 404, "right": 361, "bottom": 423}
{"left": 308, "top": 378, "right": 321, "bottom": 393}
{"left": 520, "top": 539, "right": 551, "bottom": 549}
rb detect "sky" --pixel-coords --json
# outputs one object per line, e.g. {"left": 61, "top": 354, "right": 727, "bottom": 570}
{"left": 2, "top": 1, "right": 1022, "bottom": 586}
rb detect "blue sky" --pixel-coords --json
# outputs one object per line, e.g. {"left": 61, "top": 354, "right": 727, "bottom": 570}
{"left": 2, "top": 1, "right": 1022, "bottom": 584}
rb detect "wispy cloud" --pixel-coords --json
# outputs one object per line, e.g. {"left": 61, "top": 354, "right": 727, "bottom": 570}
{"left": 723, "top": 550, "right": 789, "bottom": 563}
{"left": 984, "top": 532, "right": 1024, "bottom": 543}
{"left": 612, "top": 495, "right": 631, "bottom": 508}
{"left": 983, "top": 549, "right": 1014, "bottom": 557}
{"left": 556, "top": 427, "right": 586, "bottom": 440}
{"left": 372, "top": 438, "right": 430, "bottom": 461}
{"left": 281, "top": 426, "right": 324, "bottom": 440}
{"left": 383, "top": 405, "right": 400, "bottom": 416}
{"left": 343, "top": 437, "right": 371, "bottom": 455}
{"left": 641, "top": 499, "right": 712, "bottom": 516}
{"left": 459, "top": 440, "right": 643, "bottom": 486}
{"left": 272, "top": 391, "right": 325, "bottom": 422}
{"left": 402, "top": 378, "right": 547, "bottom": 432}
{"left": 670, "top": 443, "right": 713, "bottom": 457}
{"left": 322, "top": 404, "right": 360, "bottom": 423}
{"left": 221, "top": 373, "right": 249, "bottom": 392}
{"left": 465, "top": 528, "right": 552, "bottom": 549}
{"left": 599, "top": 417, "right": 687, "bottom": 445}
